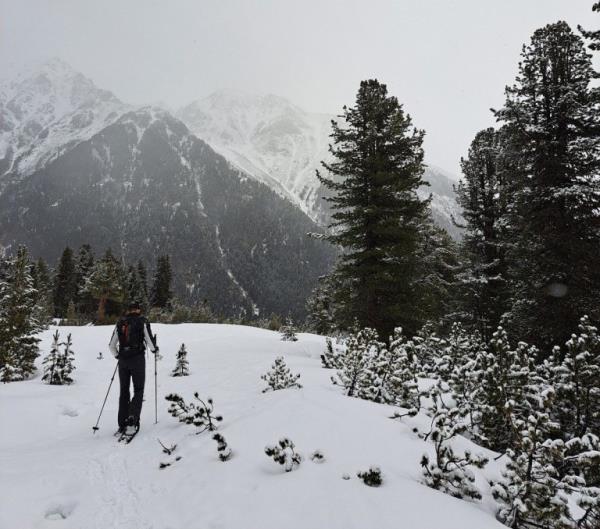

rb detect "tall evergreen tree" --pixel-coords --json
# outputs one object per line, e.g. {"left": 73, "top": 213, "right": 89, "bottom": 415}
{"left": 53, "top": 247, "right": 77, "bottom": 318}
{"left": 82, "top": 248, "right": 125, "bottom": 322}
{"left": 74, "top": 244, "right": 95, "bottom": 316}
{"left": 495, "top": 21, "right": 600, "bottom": 349}
{"left": 455, "top": 127, "right": 509, "bottom": 338}
{"left": 31, "top": 257, "right": 53, "bottom": 324}
{"left": 150, "top": 255, "right": 173, "bottom": 309}
{"left": 0, "top": 246, "right": 42, "bottom": 382}
{"left": 317, "top": 79, "right": 430, "bottom": 340}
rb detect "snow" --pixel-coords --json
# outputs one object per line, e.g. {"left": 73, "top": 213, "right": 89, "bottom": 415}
{"left": 0, "top": 323, "right": 506, "bottom": 529}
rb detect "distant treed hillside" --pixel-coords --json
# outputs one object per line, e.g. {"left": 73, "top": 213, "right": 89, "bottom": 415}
{"left": 0, "top": 107, "right": 336, "bottom": 318}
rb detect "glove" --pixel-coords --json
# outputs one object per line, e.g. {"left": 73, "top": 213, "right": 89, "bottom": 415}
{"left": 153, "top": 347, "right": 160, "bottom": 355}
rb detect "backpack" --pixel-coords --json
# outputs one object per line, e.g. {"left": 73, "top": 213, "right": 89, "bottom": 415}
{"left": 117, "top": 315, "right": 146, "bottom": 357}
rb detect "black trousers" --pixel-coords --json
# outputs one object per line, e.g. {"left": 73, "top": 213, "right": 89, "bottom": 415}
{"left": 118, "top": 354, "right": 146, "bottom": 428}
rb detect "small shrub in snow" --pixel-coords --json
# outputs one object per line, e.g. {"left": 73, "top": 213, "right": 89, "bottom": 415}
{"left": 280, "top": 318, "right": 298, "bottom": 341}
{"left": 342, "top": 473, "right": 351, "bottom": 480}
{"left": 42, "top": 331, "right": 75, "bottom": 385}
{"left": 157, "top": 439, "right": 180, "bottom": 469}
{"left": 357, "top": 466, "right": 383, "bottom": 487}
{"left": 171, "top": 343, "right": 190, "bottom": 377}
{"left": 310, "top": 450, "right": 325, "bottom": 463}
{"left": 321, "top": 338, "right": 342, "bottom": 369}
{"left": 420, "top": 407, "right": 487, "bottom": 500}
{"left": 359, "top": 328, "right": 422, "bottom": 410}
{"left": 165, "top": 392, "right": 223, "bottom": 434}
{"left": 332, "top": 328, "right": 381, "bottom": 397}
{"left": 261, "top": 356, "right": 302, "bottom": 392}
{"left": 158, "top": 439, "right": 177, "bottom": 455}
{"left": 213, "top": 433, "right": 232, "bottom": 461}
{"left": 265, "top": 438, "right": 302, "bottom": 472}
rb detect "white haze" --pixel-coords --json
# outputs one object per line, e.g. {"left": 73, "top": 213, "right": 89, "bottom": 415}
{"left": 0, "top": 0, "right": 596, "bottom": 175}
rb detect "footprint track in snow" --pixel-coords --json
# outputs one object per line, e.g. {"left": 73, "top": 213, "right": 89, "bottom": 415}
{"left": 87, "top": 452, "right": 154, "bottom": 529}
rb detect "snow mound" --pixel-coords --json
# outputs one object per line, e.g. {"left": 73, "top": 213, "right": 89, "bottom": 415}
{"left": 0, "top": 324, "right": 503, "bottom": 529}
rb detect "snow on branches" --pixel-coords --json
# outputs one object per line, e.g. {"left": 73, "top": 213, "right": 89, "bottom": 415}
{"left": 42, "top": 331, "right": 75, "bottom": 385}
{"left": 171, "top": 343, "right": 190, "bottom": 377}
{"left": 420, "top": 407, "right": 488, "bottom": 500}
{"left": 265, "top": 438, "right": 302, "bottom": 472}
{"left": 261, "top": 356, "right": 302, "bottom": 392}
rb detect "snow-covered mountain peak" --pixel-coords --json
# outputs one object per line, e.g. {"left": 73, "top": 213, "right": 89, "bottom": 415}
{"left": 0, "top": 59, "right": 127, "bottom": 179}
{"left": 177, "top": 92, "right": 333, "bottom": 219}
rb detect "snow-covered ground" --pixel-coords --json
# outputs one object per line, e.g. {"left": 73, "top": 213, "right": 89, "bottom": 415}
{"left": 0, "top": 324, "right": 504, "bottom": 529}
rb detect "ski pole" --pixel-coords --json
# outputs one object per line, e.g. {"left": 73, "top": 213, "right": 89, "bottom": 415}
{"left": 92, "top": 361, "right": 119, "bottom": 434}
{"left": 154, "top": 333, "right": 158, "bottom": 425}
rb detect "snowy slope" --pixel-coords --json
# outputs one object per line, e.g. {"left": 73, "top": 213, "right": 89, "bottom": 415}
{"left": 177, "top": 92, "right": 464, "bottom": 236}
{"left": 0, "top": 324, "right": 504, "bottom": 529}
{"left": 0, "top": 58, "right": 127, "bottom": 181}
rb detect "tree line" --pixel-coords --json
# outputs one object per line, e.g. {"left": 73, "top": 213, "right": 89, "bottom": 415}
{"left": 37, "top": 245, "right": 174, "bottom": 323}
{"left": 310, "top": 7, "right": 600, "bottom": 353}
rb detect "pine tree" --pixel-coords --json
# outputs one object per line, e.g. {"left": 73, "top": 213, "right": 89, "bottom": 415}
{"left": 82, "top": 249, "right": 126, "bottom": 322}
{"left": 31, "top": 257, "right": 53, "bottom": 324}
{"left": 496, "top": 21, "right": 600, "bottom": 350}
{"left": 150, "top": 255, "right": 172, "bottom": 309}
{"left": 317, "top": 79, "right": 430, "bottom": 340}
{"left": 552, "top": 316, "right": 600, "bottom": 439}
{"left": 65, "top": 300, "right": 77, "bottom": 325}
{"left": 420, "top": 407, "right": 488, "bottom": 500}
{"left": 42, "top": 330, "right": 62, "bottom": 385}
{"left": 491, "top": 390, "right": 572, "bottom": 529}
{"left": 0, "top": 246, "right": 42, "bottom": 382}
{"left": 415, "top": 217, "right": 461, "bottom": 329}
{"left": 455, "top": 127, "right": 509, "bottom": 338}
{"left": 261, "top": 356, "right": 302, "bottom": 392}
{"left": 171, "top": 344, "right": 190, "bottom": 377}
{"left": 53, "top": 247, "right": 77, "bottom": 318}
{"left": 321, "top": 338, "right": 343, "bottom": 369}
{"left": 306, "top": 277, "right": 337, "bottom": 335}
{"left": 42, "top": 331, "right": 75, "bottom": 385}
{"left": 74, "top": 244, "right": 95, "bottom": 317}
{"left": 359, "top": 328, "right": 420, "bottom": 412}
{"left": 331, "top": 328, "right": 381, "bottom": 397}
{"left": 59, "top": 333, "right": 75, "bottom": 385}
{"left": 407, "top": 323, "right": 445, "bottom": 377}
{"left": 472, "top": 327, "right": 541, "bottom": 451}
{"left": 280, "top": 317, "right": 298, "bottom": 341}
{"left": 165, "top": 393, "right": 223, "bottom": 433}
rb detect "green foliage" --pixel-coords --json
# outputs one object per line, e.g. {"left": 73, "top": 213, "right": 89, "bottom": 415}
{"left": 264, "top": 438, "right": 302, "bottom": 472}
{"left": 357, "top": 466, "right": 383, "bottom": 487}
{"left": 52, "top": 246, "right": 77, "bottom": 318}
{"left": 495, "top": 21, "right": 600, "bottom": 351}
{"left": 0, "top": 246, "right": 42, "bottom": 382}
{"left": 150, "top": 255, "right": 173, "bottom": 309}
{"left": 261, "top": 356, "right": 302, "bottom": 392}
{"left": 317, "top": 79, "right": 430, "bottom": 340}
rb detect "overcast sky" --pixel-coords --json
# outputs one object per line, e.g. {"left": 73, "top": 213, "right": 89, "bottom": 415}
{"left": 1, "top": 0, "right": 597, "bottom": 175}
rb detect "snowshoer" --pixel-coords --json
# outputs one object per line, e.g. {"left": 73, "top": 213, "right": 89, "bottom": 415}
{"left": 108, "top": 302, "right": 158, "bottom": 438}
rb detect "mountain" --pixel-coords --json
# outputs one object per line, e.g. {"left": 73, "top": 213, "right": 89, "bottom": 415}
{"left": 177, "top": 91, "right": 463, "bottom": 237}
{"left": 0, "top": 58, "right": 127, "bottom": 183}
{"left": 0, "top": 64, "right": 336, "bottom": 318}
